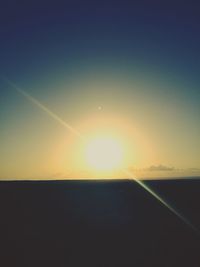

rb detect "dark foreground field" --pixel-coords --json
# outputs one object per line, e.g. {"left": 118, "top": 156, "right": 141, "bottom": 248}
{"left": 0, "top": 179, "right": 200, "bottom": 267}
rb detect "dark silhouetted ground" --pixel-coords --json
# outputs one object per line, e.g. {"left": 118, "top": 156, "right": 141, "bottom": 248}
{"left": 0, "top": 179, "right": 200, "bottom": 266}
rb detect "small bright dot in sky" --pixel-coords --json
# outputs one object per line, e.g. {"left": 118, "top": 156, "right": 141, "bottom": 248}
{"left": 98, "top": 106, "right": 102, "bottom": 110}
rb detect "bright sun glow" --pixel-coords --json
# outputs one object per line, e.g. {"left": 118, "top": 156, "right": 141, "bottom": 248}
{"left": 85, "top": 136, "right": 124, "bottom": 171}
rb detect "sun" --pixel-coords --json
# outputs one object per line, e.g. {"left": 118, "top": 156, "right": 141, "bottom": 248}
{"left": 85, "top": 136, "right": 124, "bottom": 172}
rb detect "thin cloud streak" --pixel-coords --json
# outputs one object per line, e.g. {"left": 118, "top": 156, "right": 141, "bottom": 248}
{"left": 145, "top": 164, "right": 175, "bottom": 171}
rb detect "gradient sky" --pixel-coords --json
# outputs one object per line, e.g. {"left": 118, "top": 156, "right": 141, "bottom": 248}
{"left": 0, "top": 1, "right": 200, "bottom": 179}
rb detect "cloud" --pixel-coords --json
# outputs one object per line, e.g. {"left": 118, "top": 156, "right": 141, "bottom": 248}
{"left": 186, "top": 168, "right": 200, "bottom": 172}
{"left": 145, "top": 164, "right": 175, "bottom": 171}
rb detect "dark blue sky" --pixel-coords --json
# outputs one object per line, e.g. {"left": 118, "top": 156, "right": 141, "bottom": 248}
{"left": 0, "top": 1, "right": 200, "bottom": 82}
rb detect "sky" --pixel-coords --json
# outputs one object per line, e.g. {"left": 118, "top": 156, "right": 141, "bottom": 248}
{"left": 0, "top": 1, "right": 200, "bottom": 179}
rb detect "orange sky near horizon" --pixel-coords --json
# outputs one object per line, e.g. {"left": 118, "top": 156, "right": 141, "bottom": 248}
{"left": 1, "top": 73, "right": 199, "bottom": 180}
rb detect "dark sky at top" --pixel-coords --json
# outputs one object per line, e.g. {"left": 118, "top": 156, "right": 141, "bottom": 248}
{"left": 0, "top": 1, "right": 199, "bottom": 83}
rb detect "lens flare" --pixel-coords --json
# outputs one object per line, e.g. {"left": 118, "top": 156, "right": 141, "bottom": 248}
{"left": 3, "top": 76, "right": 199, "bottom": 235}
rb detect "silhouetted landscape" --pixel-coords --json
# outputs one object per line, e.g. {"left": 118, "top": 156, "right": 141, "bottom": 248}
{"left": 0, "top": 179, "right": 200, "bottom": 267}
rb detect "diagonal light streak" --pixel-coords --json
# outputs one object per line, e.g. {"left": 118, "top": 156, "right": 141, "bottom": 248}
{"left": 2, "top": 76, "right": 199, "bottom": 235}
{"left": 124, "top": 169, "right": 200, "bottom": 235}
{"left": 2, "top": 77, "right": 84, "bottom": 140}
